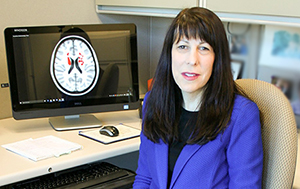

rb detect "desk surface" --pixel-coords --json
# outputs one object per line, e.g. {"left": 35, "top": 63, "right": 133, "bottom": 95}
{"left": 0, "top": 110, "right": 141, "bottom": 186}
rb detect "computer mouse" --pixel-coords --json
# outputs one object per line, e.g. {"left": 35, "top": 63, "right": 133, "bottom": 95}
{"left": 100, "top": 125, "right": 119, "bottom": 137}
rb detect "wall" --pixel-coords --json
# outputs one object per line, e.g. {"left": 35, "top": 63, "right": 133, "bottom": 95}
{"left": 98, "top": 14, "right": 173, "bottom": 91}
{"left": 0, "top": 0, "right": 101, "bottom": 119}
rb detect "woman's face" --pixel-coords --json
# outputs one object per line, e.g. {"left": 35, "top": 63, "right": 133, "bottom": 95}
{"left": 172, "top": 37, "right": 215, "bottom": 96}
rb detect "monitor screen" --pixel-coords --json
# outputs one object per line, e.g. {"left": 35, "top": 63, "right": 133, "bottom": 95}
{"left": 4, "top": 24, "right": 139, "bottom": 130}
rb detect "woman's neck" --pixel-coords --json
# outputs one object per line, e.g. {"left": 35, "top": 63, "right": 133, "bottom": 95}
{"left": 181, "top": 90, "right": 203, "bottom": 112}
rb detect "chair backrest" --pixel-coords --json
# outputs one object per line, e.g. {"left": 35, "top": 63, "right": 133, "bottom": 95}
{"left": 236, "top": 79, "right": 297, "bottom": 188}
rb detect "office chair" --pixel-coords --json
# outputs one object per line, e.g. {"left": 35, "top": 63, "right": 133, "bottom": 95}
{"left": 236, "top": 79, "right": 298, "bottom": 189}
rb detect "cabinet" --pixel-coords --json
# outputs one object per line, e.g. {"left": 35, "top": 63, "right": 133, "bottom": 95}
{"left": 95, "top": 0, "right": 197, "bottom": 9}
{"left": 95, "top": 0, "right": 300, "bottom": 27}
{"left": 95, "top": 0, "right": 198, "bottom": 17}
{"left": 205, "top": 0, "right": 300, "bottom": 18}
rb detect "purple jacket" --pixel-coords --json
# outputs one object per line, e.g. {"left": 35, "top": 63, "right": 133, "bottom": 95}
{"left": 133, "top": 93, "right": 263, "bottom": 189}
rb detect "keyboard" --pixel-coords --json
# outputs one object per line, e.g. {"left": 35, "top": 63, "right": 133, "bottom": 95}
{"left": 5, "top": 162, "right": 136, "bottom": 189}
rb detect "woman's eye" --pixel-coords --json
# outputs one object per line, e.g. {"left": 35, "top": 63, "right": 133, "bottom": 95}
{"left": 178, "top": 45, "right": 187, "bottom": 49}
{"left": 199, "top": 46, "right": 212, "bottom": 54}
{"left": 199, "top": 46, "right": 209, "bottom": 51}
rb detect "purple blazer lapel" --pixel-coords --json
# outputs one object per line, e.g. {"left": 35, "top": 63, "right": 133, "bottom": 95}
{"left": 155, "top": 140, "right": 169, "bottom": 189}
{"left": 170, "top": 144, "right": 202, "bottom": 188}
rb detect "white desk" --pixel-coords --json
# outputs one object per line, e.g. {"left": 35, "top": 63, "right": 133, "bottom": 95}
{"left": 0, "top": 110, "right": 141, "bottom": 187}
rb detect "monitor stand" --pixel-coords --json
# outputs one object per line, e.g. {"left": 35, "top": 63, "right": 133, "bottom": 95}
{"left": 49, "top": 114, "right": 102, "bottom": 131}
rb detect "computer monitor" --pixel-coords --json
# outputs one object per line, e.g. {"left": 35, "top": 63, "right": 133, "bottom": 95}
{"left": 4, "top": 23, "right": 139, "bottom": 131}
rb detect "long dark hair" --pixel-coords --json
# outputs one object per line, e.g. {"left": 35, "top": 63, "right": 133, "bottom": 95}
{"left": 143, "top": 7, "right": 242, "bottom": 145}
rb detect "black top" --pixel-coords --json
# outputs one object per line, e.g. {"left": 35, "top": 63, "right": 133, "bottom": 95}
{"left": 168, "top": 108, "right": 197, "bottom": 186}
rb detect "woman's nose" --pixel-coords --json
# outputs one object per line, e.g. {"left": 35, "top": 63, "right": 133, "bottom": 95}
{"left": 187, "top": 48, "right": 199, "bottom": 65}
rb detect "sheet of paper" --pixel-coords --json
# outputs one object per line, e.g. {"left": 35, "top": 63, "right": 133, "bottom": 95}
{"left": 2, "top": 135, "right": 82, "bottom": 161}
{"left": 33, "top": 136, "right": 82, "bottom": 157}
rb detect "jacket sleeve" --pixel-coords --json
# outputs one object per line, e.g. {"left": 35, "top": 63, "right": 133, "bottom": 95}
{"left": 133, "top": 132, "right": 152, "bottom": 188}
{"left": 133, "top": 92, "right": 152, "bottom": 188}
{"left": 227, "top": 100, "right": 263, "bottom": 188}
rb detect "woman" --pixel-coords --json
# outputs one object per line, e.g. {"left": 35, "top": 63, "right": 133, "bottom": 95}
{"left": 133, "top": 7, "right": 263, "bottom": 189}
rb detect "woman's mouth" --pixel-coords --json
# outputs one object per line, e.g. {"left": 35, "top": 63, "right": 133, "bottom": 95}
{"left": 182, "top": 72, "right": 200, "bottom": 81}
